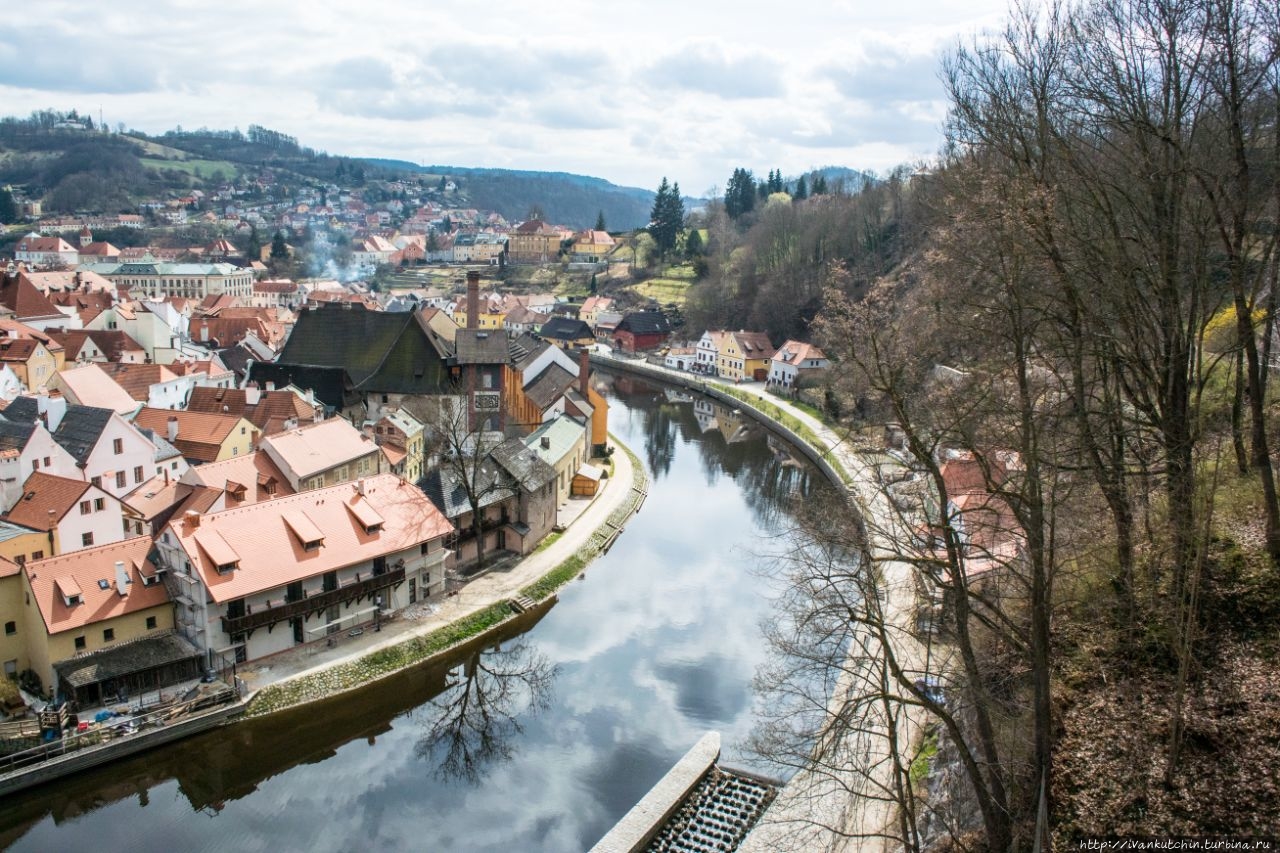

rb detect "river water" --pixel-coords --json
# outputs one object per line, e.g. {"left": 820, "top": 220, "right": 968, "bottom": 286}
{"left": 0, "top": 375, "right": 835, "bottom": 852}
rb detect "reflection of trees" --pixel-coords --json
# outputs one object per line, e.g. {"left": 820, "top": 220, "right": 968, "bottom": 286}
{"left": 414, "top": 642, "right": 558, "bottom": 785}
{"left": 642, "top": 403, "right": 679, "bottom": 480}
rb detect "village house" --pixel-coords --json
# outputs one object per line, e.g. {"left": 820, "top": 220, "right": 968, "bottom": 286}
{"left": 49, "top": 363, "right": 143, "bottom": 415}
{"left": 507, "top": 220, "right": 562, "bottom": 264}
{"left": 570, "top": 230, "right": 615, "bottom": 264}
{"left": 613, "top": 311, "right": 672, "bottom": 353}
{"left": 0, "top": 415, "right": 80, "bottom": 512}
{"left": 369, "top": 408, "right": 425, "bottom": 484}
{"left": 13, "top": 233, "right": 80, "bottom": 268}
{"left": 157, "top": 473, "right": 453, "bottom": 663}
{"left": 768, "top": 340, "right": 830, "bottom": 390}
{"left": 3, "top": 397, "right": 161, "bottom": 500}
{"left": 0, "top": 334, "right": 61, "bottom": 392}
{"left": 80, "top": 257, "right": 254, "bottom": 302}
{"left": 20, "top": 536, "right": 187, "bottom": 704}
{"left": 578, "top": 295, "right": 615, "bottom": 330}
{"left": 537, "top": 317, "right": 596, "bottom": 350}
{"left": 103, "top": 362, "right": 193, "bottom": 410}
{"left": 185, "top": 384, "right": 323, "bottom": 437}
{"left": 419, "top": 437, "right": 556, "bottom": 571}
{"left": 524, "top": 414, "right": 589, "bottom": 507}
{"left": 717, "top": 330, "right": 776, "bottom": 383}
{"left": 259, "top": 417, "right": 384, "bottom": 492}
{"left": 133, "top": 408, "right": 257, "bottom": 466}
{"left": 2, "top": 472, "right": 129, "bottom": 557}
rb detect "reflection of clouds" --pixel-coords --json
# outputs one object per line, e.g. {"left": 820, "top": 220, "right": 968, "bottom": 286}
{"left": 8, "top": 382, "right": 811, "bottom": 853}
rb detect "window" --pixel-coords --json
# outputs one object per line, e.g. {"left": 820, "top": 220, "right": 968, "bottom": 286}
{"left": 31, "top": 460, "right": 38, "bottom": 472}
{"left": 114, "top": 471, "right": 126, "bottom": 489}
{"left": 240, "top": 426, "right": 246, "bottom": 435}
{"left": 134, "top": 466, "right": 144, "bottom": 483}
{"left": 91, "top": 476, "right": 101, "bottom": 489}
{"left": 113, "top": 438, "right": 123, "bottom": 454}
{"left": 103, "top": 628, "right": 114, "bottom": 642}
{"left": 3, "top": 621, "right": 14, "bottom": 636}
{"left": 31, "top": 550, "right": 43, "bottom": 561}
{"left": 82, "top": 532, "right": 94, "bottom": 547}
{"left": 95, "top": 497, "right": 105, "bottom": 511}
{"left": 74, "top": 636, "right": 86, "bottom": 650}
{"left": 80, "top": 500, "right": 92, "bottom": 515}
{"left": 146, "top": 616, "right": 157, "bottom": 630}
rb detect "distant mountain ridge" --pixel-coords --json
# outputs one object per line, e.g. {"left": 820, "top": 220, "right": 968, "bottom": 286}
{"left": 361, "top": 159, "right": 655, "bottom": 229}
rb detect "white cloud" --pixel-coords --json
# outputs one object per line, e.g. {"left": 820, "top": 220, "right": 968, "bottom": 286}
{"left": 0, "top": 0, "right": 1012, "bottom": 189}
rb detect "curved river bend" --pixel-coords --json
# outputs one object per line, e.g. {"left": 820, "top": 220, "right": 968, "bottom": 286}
{"left": 0, "top": 375, "right": 836, "bottom": 852}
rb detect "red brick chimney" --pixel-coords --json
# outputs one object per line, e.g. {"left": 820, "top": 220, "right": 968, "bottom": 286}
{"left": 466, "top": 270, "right": 480, "bottom": 331}
{"left": 578, "top": 347, "right": 590, "bottom": 397}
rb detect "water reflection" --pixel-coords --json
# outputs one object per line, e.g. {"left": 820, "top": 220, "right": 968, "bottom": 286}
{"left": 414, "top": 642, "right": 558, "bottom": 785}
{"left": 0, "top": 377, "right": 835, "bottom": 853}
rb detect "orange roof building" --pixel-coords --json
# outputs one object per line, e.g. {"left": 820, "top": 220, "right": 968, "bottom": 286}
{"left": 133, "top": 407, "right": 257, "bottom": 464}
{"left": 159, "top": 473, "right": 453, "bottom": 662}
{"left": 21, "top": 535, "right": 179, "bottom": 701}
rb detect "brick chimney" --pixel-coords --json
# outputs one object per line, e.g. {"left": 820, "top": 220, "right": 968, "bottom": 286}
{"left": 578, "top": 347, "right": 590, "bottom": 397}
{"left": 466, "top": 270, "right": 480, "bottom": 331}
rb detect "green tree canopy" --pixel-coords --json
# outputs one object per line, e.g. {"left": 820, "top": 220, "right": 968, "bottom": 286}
{"left": 725, "top": 167, "right": 756, "bottom": 220}
{"left": 648, "top": 177, "right": 684, "bottom": 261}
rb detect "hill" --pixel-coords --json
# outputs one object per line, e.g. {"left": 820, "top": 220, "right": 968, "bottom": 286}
{"left": 363, "top": 160, "right": 655, "bottom": 230}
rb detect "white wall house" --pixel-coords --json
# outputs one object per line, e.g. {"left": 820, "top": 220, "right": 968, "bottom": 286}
{"left": 157, "top": 474, "right": 452, "bottom": 663}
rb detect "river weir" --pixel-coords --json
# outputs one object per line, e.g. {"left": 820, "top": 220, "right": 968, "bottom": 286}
{"left": 0, "top": 376, "right": 838, "bottom": 853}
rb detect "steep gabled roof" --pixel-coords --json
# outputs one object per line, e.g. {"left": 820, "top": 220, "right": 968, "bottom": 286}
{"left": 489, "top": 437, "right": 556, "bottom": 492}
{"left": 538, "top": 316, "right": 593, "bottom": 342}
{"left": 1, "top": 272, "right": 66, "bottom": 321}
{"left": 186, "top": 386, "right": 318, "bottom": 436}
{"left": 453, "top": 329, "right": 510, "bottom": 366}
{"left": 26, "top": 536, "right": 168, "bottom": 634}
{"left": 3, "top": 471, "right": 93, "bottom": 530}
{"left": 245, "top": 363, "right": 358, "bottom": 412}
{"left": 523, "top": 363, "right": 577, "bottom": 411}
{"left": 617, "top": 311, "right": 671, "bottom": 336}
{"left": 133, "top": 408, "right": 245, "bottom": 464}
{"left": 274, "top": 303, "right": 452, "bottom": 394}
{"left": 51, "top": 405, "right": 117, "bottom": 466}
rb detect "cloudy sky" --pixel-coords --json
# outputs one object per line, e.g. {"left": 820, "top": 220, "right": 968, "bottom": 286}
{"left": 0, "top": 0, "right": 1012, "bottom": 193}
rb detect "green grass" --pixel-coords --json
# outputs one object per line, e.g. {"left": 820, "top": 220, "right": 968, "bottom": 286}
{"left": 246, "top": 602, "right": 514, "bottom": 717}
{"left": 630, "top": 277, "right": 693, "bottom": 306}
{"left": 141, "top": 157, "right": 240, "bottom": 179}
{"left": 532, "top": 531, "right": 563, "bottom": 554}
{"left": 910, "top": 730, "right": 939, "bottom": 786}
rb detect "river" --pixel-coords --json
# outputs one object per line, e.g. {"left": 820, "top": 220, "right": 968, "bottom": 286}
{"left": 0, "top": 374, "right": 836, "bottom": 852}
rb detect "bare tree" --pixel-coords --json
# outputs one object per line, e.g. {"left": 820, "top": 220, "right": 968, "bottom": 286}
{"left": 414, "top": 641, "right": 558, "bottom": 784}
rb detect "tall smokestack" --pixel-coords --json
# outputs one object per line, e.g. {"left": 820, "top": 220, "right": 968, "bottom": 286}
{"left": 466, "top": 271, "right": 480, "bottom": 331}
{"left": 578, "top": 347, "right": 590, "bottom": 397}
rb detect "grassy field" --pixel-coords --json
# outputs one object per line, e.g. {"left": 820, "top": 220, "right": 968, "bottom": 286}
{"left": 141, "top": 157, "right": 240, "bottom": 179}
{"left": 629, "top": 276, "right": 694, "bottom": 306}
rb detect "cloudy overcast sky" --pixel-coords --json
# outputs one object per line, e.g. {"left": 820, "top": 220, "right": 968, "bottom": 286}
{"left": 0, "top": 0, "right": 1012, "bottom": 193}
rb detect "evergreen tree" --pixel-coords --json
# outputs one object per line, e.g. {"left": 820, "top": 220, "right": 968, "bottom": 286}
{"left": 271, "top": 230, "right": 288, "bottom": 259}
{"left": 758, "top": 180, "right": 769, "bottom": 200}
{"left": 684, "top": 228, "right": 703, "bottom": 260}
{"left": 812, "top": 175, "right": 828, "bottom": 195}
{"left": 589, "top": 273, "right": 598, "bottom": 294}
{"left": 595, "top": 210, "right": 607, "bottom": 232}
{"left": 0, "top": 187, "right": 17, "bottom": 224}
{"left": 245, "top": 224, "right": 262, "bottom": 261}
{"left": 767, "top": 169, "right": 784, "bottom": 194}
{"left": 648, "top": 177, "right": 684, "bottom": 261}
{"left": 724, "top": 168, "right": 756, "bottom": 220}
{"left": 794, "top": 175, "right": 808, "bottom": 200}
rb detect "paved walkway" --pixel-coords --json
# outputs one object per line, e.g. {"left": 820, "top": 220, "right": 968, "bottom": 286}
{"left": 594, "top": 354, "right": 930, "bottom": 853}
{"left": 236, "top": 444, "right": 637, "bottom": 693}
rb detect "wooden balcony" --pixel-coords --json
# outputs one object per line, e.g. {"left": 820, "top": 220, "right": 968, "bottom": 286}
{"left": 221, "top": 565, "right": 405, "bottom": 635}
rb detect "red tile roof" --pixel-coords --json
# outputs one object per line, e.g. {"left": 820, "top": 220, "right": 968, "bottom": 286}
{"left": 25, "top": 536, "right": 169, "bottom": 634}
{"left": 3, "top": 471, "right": 92, "bottom": 530}
{"left": 170, "top": 473, "right": 452, "bottom": 603}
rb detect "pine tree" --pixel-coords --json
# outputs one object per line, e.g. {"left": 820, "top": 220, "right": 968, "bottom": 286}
{"left": 595, "top": 211, "right": 607, "bottom": 232}
{"left": 246, "top": 224, "right": 262, "bottom": 261}
{"left": 271, "top": 230, "right": 288, "bottom": 259}
{"left": 648, "top": 177, "right": 684, "bottom": 262}
{"left": 725, "top": 168, "right": 756, "bottom": 220}
{"left": 794, "top": 175, "right": 809, "bottom": 200}
{"left": 812, "top": 175, "right": 828, "bottom": 195}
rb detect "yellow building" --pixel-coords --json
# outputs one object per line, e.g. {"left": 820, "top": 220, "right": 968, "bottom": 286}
{"left": 0, "top": 337, "right": 60, "bottom": 392}
{"left": 716, "top": 331, "right": 776, "bottom": 382}
{"left": 132, "top": 408, "right": 258, "bottom": 464}
{"left": 21, "top": 536, "right": 176, "bottom": 700}
{"left": 1, "top": 556, "right": 29, "bottom": 681}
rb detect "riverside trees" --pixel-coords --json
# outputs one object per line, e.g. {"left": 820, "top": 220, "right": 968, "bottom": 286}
{"left": 753, "top": 0, "right": 1278, "bottom": 847}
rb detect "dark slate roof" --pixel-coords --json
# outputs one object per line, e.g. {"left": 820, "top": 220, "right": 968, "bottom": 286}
{"left": 418, "top": 462, "right": 513, "bottom": 521}
{"left": 275, "top": 303, "right": 452, "bottom": 394}
{"left": 2, "top": 397, "right": 40, "bottom": 424}
{"left": 489, "top": 437, "right": 556, "bottom": 492}
{"left": 617, "top": 311, "right": 672, "bottom": 335}
{"left": 523, "top": 363, "right": 577, "bottom": 411}
{"left": 538, "top": 316, "right": 594, "bottom": 342}
{"left": 453, "top": 329, "right": 511, "bottom": 366}
{"left": 245, "top": 363, "right": 357, "bottom": 413}
{"left": 0, "top": 417, "right": 36, "bottom": 452}
{"left": 51, "top": 405, "right": 115, "bottom": 466}
{"left": 511, "top": 333, "right": 547, "bottom": 371}
{"left": 54, "top": 632, "right": 203, "bottom": 689}
{"left": 214, "top": 345, "right": 253, "bottom": 379}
